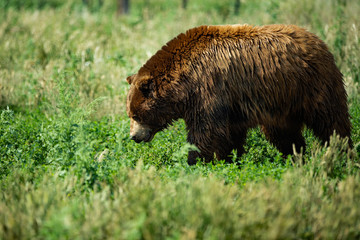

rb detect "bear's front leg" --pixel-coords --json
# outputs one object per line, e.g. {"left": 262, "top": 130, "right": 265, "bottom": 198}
{"left": 187, "top": 150, "right": 214, "bottom": 165}
{"left": 186, "top": 132, "right": 215, "bottom": 165}
{"left": 185, "top": 118, "right": 246, "bottom": 165}
{"left": 186, "top": 127, "right": 247, "bottom": 165}
{"left": 187, "top": 148, "right": 235, "bottom": 165}
{"left": 186, "top": 132, "right": 229, "bottom": 165}
{"left": 186, "top": 126, "right": 216, "bottom": 164}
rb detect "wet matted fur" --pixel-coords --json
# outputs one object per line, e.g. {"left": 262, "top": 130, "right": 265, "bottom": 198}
{"left": 126, "top": 24, "right": 352, "bottom": 165}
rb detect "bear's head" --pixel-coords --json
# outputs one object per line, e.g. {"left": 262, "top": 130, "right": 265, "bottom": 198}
{"left": 126, "top": 72, "right": 180, "bottom": 143}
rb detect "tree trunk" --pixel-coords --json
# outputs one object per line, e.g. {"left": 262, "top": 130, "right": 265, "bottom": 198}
{"left": 117, "top": 0, "right": 130, "bottom": 15}
{"left": 234, "top": 0, "right": 240, "bottom": 15}
{"left": 182, "top": 0, "right": 188, "bottom": 9}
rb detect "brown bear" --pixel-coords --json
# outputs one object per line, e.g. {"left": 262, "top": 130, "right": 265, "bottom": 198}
{"left": 126, "top": 24, "right": 352, "bottom": 165}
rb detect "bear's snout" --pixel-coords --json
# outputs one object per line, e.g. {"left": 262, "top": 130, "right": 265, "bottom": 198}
{"left": 130, "top": 134, "right": 146, "bottom": 143}
{"left": 129, "top": 119, "right": 154, "bottom": 143}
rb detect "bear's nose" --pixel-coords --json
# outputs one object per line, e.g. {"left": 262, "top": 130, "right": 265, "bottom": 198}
{"left": 130, "top": 135, "right": 142, "bottom": 143}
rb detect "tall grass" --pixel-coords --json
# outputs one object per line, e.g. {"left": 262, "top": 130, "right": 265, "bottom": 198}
{"left": 1, "top": 138, "right": 359, "bottom": 239}
{"left": 0, "top": 0, "right": 360, "bottom": 238}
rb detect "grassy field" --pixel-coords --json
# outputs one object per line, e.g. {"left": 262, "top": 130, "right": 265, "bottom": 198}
{"left": 1, "top": 0, "right": 360, "bottom": 239}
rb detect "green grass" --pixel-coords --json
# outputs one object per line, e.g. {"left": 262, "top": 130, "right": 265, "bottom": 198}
{"left": 1, "top": 0, "right": 360, "bottom": 239}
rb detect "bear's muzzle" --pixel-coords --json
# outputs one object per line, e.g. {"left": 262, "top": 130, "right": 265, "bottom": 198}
{"left": 129, "top": 119, "right": 155, "bottom": 143}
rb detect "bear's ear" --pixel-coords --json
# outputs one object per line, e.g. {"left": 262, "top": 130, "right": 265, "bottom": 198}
{"left": 126, "top": 74, "right": 136, "bottom": 85}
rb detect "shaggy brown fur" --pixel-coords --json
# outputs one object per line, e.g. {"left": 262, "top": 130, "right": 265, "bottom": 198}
{"left": 126, "top": 24, "right": 352, "bottom": 165}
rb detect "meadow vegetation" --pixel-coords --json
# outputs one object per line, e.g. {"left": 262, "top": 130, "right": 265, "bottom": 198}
{"left": 1, "top": 0, "right": 360, "bottom": 239}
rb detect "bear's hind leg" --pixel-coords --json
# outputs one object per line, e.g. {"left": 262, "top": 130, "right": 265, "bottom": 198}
{"left": 305, "top": 110, "right": 353, "bottom": 148}
{"left": 262, "top": 122, "right": 306, "bottom": 156}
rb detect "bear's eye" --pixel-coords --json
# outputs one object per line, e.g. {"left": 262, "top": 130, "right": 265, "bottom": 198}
{"left": 139, "top": 81, "right": 154, "bottom": 98}
{"left": 132, "top": 116, "right": 141, "bottom": 122}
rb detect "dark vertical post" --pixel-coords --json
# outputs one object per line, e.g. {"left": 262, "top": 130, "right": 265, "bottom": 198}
{"left": 234, "top": 0, "right": 240, "bottom": 15}
{"left": 182, "top": 0, "right": 188, "bottom": 9}
{"left": 117, "top": 0, "right": 130, "bottom": 15}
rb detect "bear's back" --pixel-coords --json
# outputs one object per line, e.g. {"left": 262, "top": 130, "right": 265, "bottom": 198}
{"left": 138, "top": 24, "right": 342, "bottom": 122}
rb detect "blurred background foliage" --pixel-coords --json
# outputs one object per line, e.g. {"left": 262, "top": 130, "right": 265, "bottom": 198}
{"left": 1, "top": 0, "right": 359, "bottom": 114}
